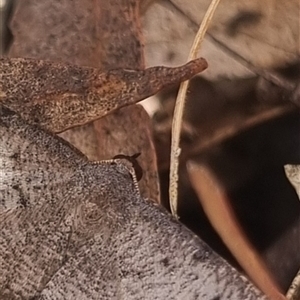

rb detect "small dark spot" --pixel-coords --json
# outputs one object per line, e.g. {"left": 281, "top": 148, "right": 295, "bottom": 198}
{"left": 0, "top": 106, "right": 16, "bottom": 117}
{"left": 120, "top": 269, "right": 129, "bottom": 277}
{"left": 10, "top": 152, "right": 19, "bottom": 160}
{"left": 161, "top": 257, "right": 169, "bottom": 267}
{"left": 227, "top": 10, "right": 263, "bottom": 36}
{"left": 104, "top": 127, "right": 111, "bottom": 135}
{"left": 19, "top": 195, "right": 28, "bottom": 208}
{"left": 167, "top": 51, "right": 176, "bottom": 62}
{"left": 12, "top": 184, "right": 19, "bottom": 190}
{"left": 12, "top": 184, "right": 29, "bottom": 208}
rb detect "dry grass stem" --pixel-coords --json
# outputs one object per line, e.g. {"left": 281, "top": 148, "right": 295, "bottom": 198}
{"left": 169, "top": 0, "right": 222, "bottom": 217}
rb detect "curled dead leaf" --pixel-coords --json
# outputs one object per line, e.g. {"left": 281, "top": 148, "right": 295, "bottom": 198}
{"left": 0, "top": 57, "right": 207, "bottom": 132}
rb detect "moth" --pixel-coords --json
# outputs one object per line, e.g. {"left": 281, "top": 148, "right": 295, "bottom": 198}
{"left": 0, "top": 104, "right": 266, "bottom": 299}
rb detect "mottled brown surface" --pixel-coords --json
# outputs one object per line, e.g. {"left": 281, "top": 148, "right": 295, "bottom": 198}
{"left": 0, "top": 56, "right": 207, "bottom": 133}
{"left": 8, "top": 0, "right": 105, "bottom": 161}
{"left": 9, "top": 0, "right": 109, "bottom": 67}
{"left": 92, "top": 0, "right": 145, "bottom": 70}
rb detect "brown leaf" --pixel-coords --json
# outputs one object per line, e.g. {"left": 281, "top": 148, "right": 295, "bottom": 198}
{"left": 0, "top": 56, "right": 207, "bottom": 133}
{"left": 90, "top": 0, "right": 145, "bottom": 70}
{"left": 143, "top": 0, "right": 299, "bottom": 79}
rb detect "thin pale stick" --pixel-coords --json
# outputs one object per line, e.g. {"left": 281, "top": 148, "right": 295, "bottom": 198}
{"left": 169, "top": 0, "right": 221, "bottom": 217}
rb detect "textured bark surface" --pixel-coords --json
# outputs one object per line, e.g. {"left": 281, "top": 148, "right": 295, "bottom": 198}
{"left": 0, "top": 105, "right": 267, "bottom": 299}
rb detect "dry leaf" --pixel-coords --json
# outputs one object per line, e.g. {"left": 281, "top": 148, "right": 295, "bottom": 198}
{"left": 0, "top": 56, "right": 207, "bottom": 132}
{"left": 0, "top": 0, "right": 288, "bottom": 298}
{"left": 143, "top": 0, "right": 299, "bottom": 79}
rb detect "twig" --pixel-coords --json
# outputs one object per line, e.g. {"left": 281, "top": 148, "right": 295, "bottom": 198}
{"left": 169, "top": 0, "right": 221, "bottom": 217}
{"left": 189, "top": 105, "right": 294, "bottom": 155}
